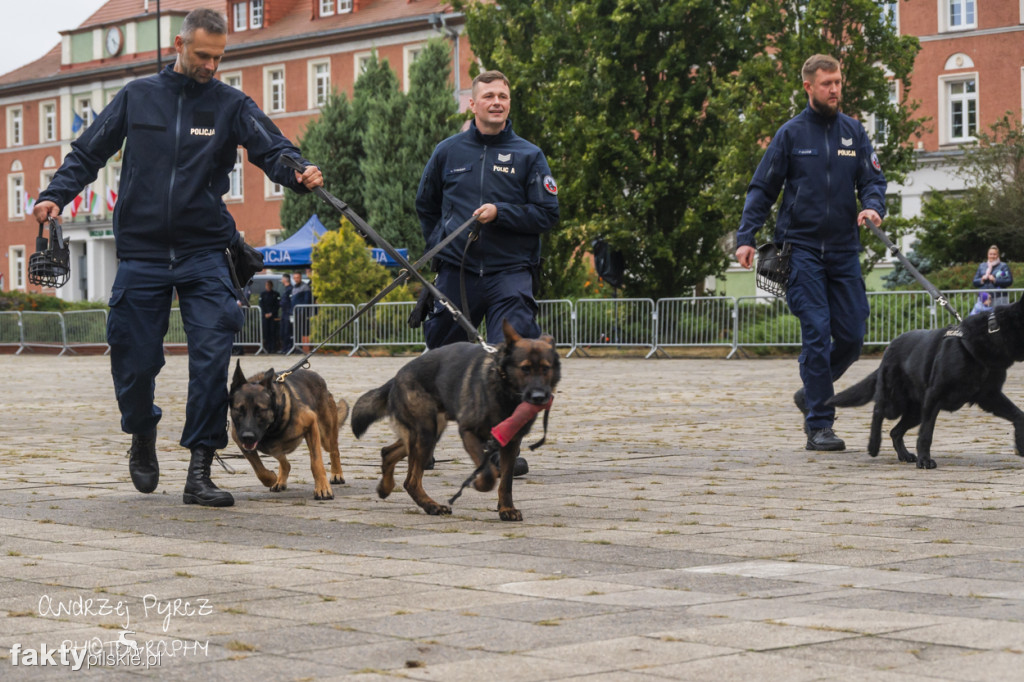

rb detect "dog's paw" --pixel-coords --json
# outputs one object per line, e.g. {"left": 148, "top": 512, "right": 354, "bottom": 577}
{"left": 376, "top": 481, "right": 392, "bottom": 499}
{"left": 270, "top": 483, "right": 287, "bottom": 492}
{"left": 916, "top": 457, "right": 938, "bottom": 470}
{"left": 331, "top": 475, "right": 346, "bottom": 485}
{"left": 499, "top": 507, "right": 523, "bottom": 522}
{"left": 425, "top": 503, "right": 451, "bottom": 516}
{"left": 473, "top": 469, "right": 496, "bottom": 493}
{"left": 314, "top": 489, "right": 335, "bottom": 501}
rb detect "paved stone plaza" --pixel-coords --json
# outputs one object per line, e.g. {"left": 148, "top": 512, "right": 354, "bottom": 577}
{"left": 0, "top": 352, "right": 1022, "bottom": 680}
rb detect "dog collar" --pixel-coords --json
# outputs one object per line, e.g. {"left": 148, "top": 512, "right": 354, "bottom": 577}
{"left": 988, "top": 309, "right": 1000, "bottom": 334}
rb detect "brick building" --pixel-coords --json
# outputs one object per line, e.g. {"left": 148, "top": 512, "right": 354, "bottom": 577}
{"left": 889, "top": 0, "right": 1024, "bottom": 224}
{"left": 0, "top": 0, "right": 472, "bottom": 301}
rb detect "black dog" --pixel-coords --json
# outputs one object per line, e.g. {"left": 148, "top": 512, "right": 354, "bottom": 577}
{"left": 351, "top": 320, "right": 560, "bottom": 521}
{"left": 229, "top": 361, "right": 349, "bottom": 499}
{"left": 829, "top": 297, "right": 1024, "bottom": 468}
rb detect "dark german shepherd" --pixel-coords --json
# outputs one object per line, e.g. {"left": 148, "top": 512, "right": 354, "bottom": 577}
{"left": 829, "top": 297, "right": 1024, "bottom": 469}
{"left": 229, "top": 361, "right": 349, "bottom": 499}
{"left": 351, "top": 320, "right": 560, "bottom": 521}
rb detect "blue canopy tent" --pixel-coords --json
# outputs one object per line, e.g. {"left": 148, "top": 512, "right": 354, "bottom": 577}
{"left": 257, "top": 214, "right": 328, "bottom": 267}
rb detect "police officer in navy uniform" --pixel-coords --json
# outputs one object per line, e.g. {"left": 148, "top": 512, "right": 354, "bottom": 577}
{"left": 34, "top": 9, "right": 323, "bottom": 506}
{"left": 415, "top": 69, "right": 559, "bottom": 476}
{"left": 278, "top": 273, "right": 294, "bottom": 353}
{"left": 734, "top": 54, "right": 887, "bottom": 452}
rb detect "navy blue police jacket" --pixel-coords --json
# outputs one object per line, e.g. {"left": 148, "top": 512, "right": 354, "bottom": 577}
{"left": 416, "top": 120, "right": 559, "bottom": 275}
{"left": 736, "top": 105, "right": 887, "bottom": 253}
{"left": 39, "top": 66, "right": 310, "bottom": 262}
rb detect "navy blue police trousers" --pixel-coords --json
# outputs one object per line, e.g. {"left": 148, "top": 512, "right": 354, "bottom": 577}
{"left": 106, "top": 251, "right": 245, "bottom": 450}
{"left": 785, "top": 245, "right": 870, "bottom": 430}
{"left": 424, "top": 265, "right": 540, "bottom": 348}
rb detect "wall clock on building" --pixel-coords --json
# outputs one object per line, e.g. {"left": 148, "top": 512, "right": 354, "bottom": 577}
{"left": 105, "top": 27, "right": 123, "bottom": 57}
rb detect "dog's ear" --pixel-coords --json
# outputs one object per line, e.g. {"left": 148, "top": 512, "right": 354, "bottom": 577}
{"left": 230, "top": 360, "right": 247, "bottom": 393}
{"left": 502, "top": 318, "right": 522, "bottom": 346}
{"left": 540, "top": 333, "right": 556, "bottom": 348}
{"left": 259, "top": 369, "right": 276, "bottom": 389}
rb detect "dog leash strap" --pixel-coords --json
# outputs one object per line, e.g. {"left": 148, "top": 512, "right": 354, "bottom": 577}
{"left": 279, "top": 154, "right": 488, "bottom": 348}
{"left": 274, "top": 214, "right": 480, "bottom": 381}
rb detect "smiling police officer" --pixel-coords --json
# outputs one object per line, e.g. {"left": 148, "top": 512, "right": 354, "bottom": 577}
{"left": 734, "top": 54, "right": 887, "bottom": 452}
{"left": 415, "top": 70, "right": 559, "bottom": 476}
{"left": 34, "top": 8, "right": 323, "bottom": 507}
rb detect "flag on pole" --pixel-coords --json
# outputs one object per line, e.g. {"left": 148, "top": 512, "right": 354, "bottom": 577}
{"left": 71, "top": 112, "right": 85, "bottom": 134}
{"left": 106, "top": 187, "right": 118, "bottom": 211}
{"left": 23, "top": 195, "right": 35, "bottom": 215}
{"left": 70, "top": 194, "right": 83, "bottom": 218}
{"left": 81, "top": 187, "right": 95, "bottom": 212}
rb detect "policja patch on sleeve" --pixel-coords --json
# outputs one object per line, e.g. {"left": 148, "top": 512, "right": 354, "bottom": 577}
{"left": 543, "top": 175, "right": 558, "bottom": 195}
{"left": 871, "top": 152, "right": 881, "bottom": 172}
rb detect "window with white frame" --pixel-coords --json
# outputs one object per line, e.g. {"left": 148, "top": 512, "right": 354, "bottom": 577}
{"left": 8, "top": 107, "right": 23, "bottom": 146}
{"left": 945, "top": 76, "right": 978, "bottom": 143}
{"left": 250, "top": 0, "right": 264, "bottom": 28}
{"left": 354, "top": 52, "right": 372, "bottom": 79}
{"left": 77, "top": 97, "right": 93, "bottom": 129}
{"left": 40, "top": 169, "right": 55, "bottom": 195}
{"left": 10, "top": 246, "right": 25, "bottom": 289}
{"left": 228, "top": 149, "right": 243, "bottom": 199}
{"left": 320, "top": 0, "right": 335, "bottom": 17}
{"left": 9, "top": 172, "right": 24, "bottom": 219}
{"left": 233, "top": 2, "right": 247, "bottom": 31}
{"left": 41, "top": 102, "right": 56, "bottom": 142}
{"left": 265, "top": 175, "right": 284, "bottom": 199}
{"left": 944, "top": 0, "right": 976, "bottom": 31}
{"left": 872, "top": 81, "right": 898, "bottom": 144}
{"left": 338, "top": 0, "right": 352, "bottom": 12}
{"left": 265, "top": 228, "right": 283, "bottom": 246}
{"left": 222, "top": 72, "right": 242, "bottom": 90}
{"left": 310, "top": 60, "right": 331, "bottom": 108}
{"left": 266, "top": 67, "right": 285, "bottom": 112}
{"left": 403, "top": 44, "right": 424, "bottom": 93}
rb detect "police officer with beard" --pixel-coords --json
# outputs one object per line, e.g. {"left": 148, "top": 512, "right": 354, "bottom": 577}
{"left": 735, "top": 54, "right": 887, "bottom": 452}
{"left": 34, "top": 9, "right": 323, "bottom": 506}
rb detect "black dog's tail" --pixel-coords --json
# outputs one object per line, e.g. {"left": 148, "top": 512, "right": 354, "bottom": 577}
{"left": 828, "top": 370, "right": 879, "bottom": 408}
{"left": 351, "top": 380, "right": 393, "bottom": 438}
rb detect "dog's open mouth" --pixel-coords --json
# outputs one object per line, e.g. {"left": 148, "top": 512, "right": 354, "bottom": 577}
{"left": 241, "top": 438, "right": 260, "bottom": 452}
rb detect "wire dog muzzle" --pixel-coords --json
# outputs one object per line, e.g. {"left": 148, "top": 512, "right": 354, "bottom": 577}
{"left": 29, "top": 218, "right": 71, "bottom": 288}
{"left": 755, "top": 242, "right": 791, "bottom": 298}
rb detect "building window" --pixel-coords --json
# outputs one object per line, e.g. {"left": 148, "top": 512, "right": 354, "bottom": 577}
{"left": 8, "top": 107, "right": 23, "bottom": 146}
{"left": 872, "top": 81, "right": 898, "bottom": 144}
{"left": 250, "top": 0, "right": 263, "bottom": 29}
{"left": 320, "top": 0, "right": 335, "bottom": 17}
{"left": 310, "top": 60, "right": 331, "bottom": 108}
{"left": 338, "top": 0, "right": 352, "bottom": 12}
{"left": 41, "top": 102, "right": 56, "bottom": 142}
{"left": 354, "top": 52, "right": 372, "bottom": 79}
{"left": 233, "top": 2, "right": 247, "bottom": 31}
{"left": 945, "top": 0, "right": 976, "bottom": 31}
{"left": 10, "top": 246, "right": 25, "bottom": 289}
{"left": 266, "top": 67, "right": 285, "bottom": 113}
{"left": 9, "top": 173, "right": 24, "bottom": 219}
{"left": 403, "top": 45, "right": 424, "bottom": 93}
{"left": 40, "top": 170, "right": 55, "bottom": 195}
{"left": 947, "top": 78, "right": 978, "bottom": 142}
{"left": 222, "top": 72, "right": 242, "bottom": 90}
{"left": 265, "top": 176, "right": 284, "bottom": 199}
{"left": 228, "top": 149, "right": 243, "bottom": 199}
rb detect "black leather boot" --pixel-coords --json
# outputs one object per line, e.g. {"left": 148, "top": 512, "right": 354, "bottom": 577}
{"left": 182, "top": 447, "right": 234, "bottom": 507}
{"left": 127, "top": 429, "right": 159, "bottom": 493}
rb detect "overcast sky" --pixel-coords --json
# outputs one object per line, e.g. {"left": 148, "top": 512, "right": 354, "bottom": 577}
{"left": 0, "top": 1, "right": 108, "bottom": 77}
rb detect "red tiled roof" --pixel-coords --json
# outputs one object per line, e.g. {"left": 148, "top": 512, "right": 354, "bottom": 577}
{"left": 0, "top": 0, "right": 455, "bottom": 87}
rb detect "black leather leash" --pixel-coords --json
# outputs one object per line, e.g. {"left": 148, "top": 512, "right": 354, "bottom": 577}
{"left": 274, "top": 212, "right": 480, "bottom": 382}
{"left": 279, "top": 154, "right": 491, "bottom": 354}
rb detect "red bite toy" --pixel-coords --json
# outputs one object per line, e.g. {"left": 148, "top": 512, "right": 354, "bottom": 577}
{"left": 490, "top": 397, "right": 554, "bottom": 446}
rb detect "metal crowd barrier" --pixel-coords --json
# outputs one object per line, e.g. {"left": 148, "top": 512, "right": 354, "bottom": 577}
{"left": 63, "top": 309, "right": 109, "bottom": 354}
{"left": 568, "top": 298, "right": 656, "bottom": 357}
{"left": 8, "top": 288, "right": 1022, "bottom": 358}
{"left": 18, "top": 311, "right": 67, "bottom": 355}
{"left": 0, "top": 311, "right": 22, "bottom": 353}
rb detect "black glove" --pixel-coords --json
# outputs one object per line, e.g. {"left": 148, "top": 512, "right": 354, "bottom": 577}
{"left": 407, "top": 287, "right": 434, "bottom": 328}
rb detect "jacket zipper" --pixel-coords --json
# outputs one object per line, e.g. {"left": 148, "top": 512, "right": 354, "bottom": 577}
{"left": 167, "top": 89, "right": 184, "bottom": 266}
{"left": 823, "top": 120, "right": 831, "bottom": 255}
{"left": 477, "top": 144, "right": 487, "bottom": 275}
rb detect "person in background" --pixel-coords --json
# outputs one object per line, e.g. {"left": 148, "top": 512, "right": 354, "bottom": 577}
{"left": 970, "top": 291, "right": 994, "bottom": 317}
{"left": 279, "top": 273, "right": 293, "bottom": 354}
{"left": 972, "top": 244, "right": 1013, "bottom": 306}
{"left": 290, "top": 272, "right": 312, "bottom": 352}
{"left": 259, "top": 280, "right": 280, "bottom": 353}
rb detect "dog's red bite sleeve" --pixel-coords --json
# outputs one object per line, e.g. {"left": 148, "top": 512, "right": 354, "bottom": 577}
{"left": 490, "top": 397, "right": 553, "bottom": 446}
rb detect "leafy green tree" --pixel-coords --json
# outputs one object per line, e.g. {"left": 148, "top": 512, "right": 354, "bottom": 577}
{"left": 708, "top": 0, "right": 923, "bottom": 260}
{"left": 279, "top": 90, "right": 364, "bottom": 236}
{"left": 310, "top": 218, "right": 413, "bottom": 304}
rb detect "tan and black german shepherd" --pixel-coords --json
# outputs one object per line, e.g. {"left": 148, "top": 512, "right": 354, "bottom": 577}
{"left": 351, "top": 320, "right": 561, "bottom": 521}
{"left": 229, "top": 361, "right": 349, "bottom": 500}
